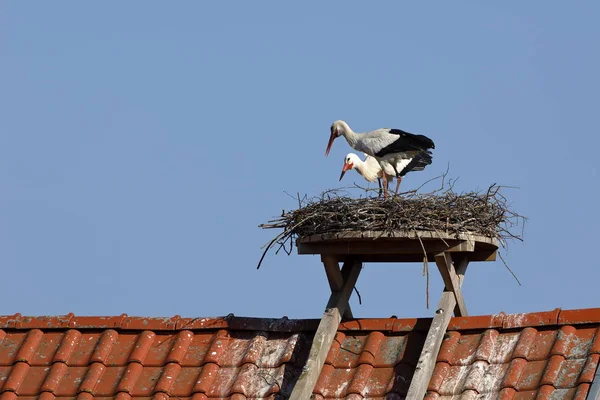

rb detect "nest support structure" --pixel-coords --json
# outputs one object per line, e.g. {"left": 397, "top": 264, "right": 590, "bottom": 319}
{"left": 260, "top": 186, "right": 524, "bottom": 400}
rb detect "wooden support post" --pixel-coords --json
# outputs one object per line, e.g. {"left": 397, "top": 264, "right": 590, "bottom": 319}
{"left": 406, "top": 291, "right": 456, "bottom": 400}
{"left": 321, "top": 255, "right": 353, "bottom": 319}
{"left": 435, "top": 252, "right": 468, "bottom": 317}
{"left": 406, "top": 254, "right": 470, "bottom": 400}
{"left": 289, "top": 259, "right": 362, "bottom": 400}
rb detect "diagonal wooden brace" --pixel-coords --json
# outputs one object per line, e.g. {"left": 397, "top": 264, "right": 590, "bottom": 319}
{"left": 289, "top": 258, "right": 362, "bottom": 400}
{"left": 406, "top": 254, "right": 470, "bottom": 400}
{"left": 321, "top": 255, "right": 354, "bottom": 319}
{"left": 435, "top": 252, "right": 469, "bottom": 317}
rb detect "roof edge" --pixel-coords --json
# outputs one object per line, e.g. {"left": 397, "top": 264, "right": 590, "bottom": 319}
{"left": 1, "top": 307, "right": 599, "bottom": 332}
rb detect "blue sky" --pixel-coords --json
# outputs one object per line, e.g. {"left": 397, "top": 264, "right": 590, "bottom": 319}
{"left": 1, "top": 2, "right": 599, "bottom": 319}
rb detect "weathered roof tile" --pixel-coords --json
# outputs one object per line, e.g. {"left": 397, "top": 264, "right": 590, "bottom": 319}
{"left": 0, "top": 308, "right": 599, "bottom": 399}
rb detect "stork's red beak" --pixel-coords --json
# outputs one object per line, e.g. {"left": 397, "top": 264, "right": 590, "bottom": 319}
{"left": 339, "top": 162, "right": 353, "bottom": 181}
{"left": 325, "top": 131, "right": 336, "bottom": 156}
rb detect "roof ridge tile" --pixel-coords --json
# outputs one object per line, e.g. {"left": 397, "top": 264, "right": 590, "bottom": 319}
{"left": 2, "top": 307, "right": 600, "bottom": 332}
{"left": 558, "top": 309, "right": 600, "bottom": 325}
{"left": 121, "top": 316, "right": 179, "bottom": 331}
{"left": 502, "top": 309, "right": 561, "bottom": 330}
{"left": 70, "top": 315, "right": 127, "bottom": 329}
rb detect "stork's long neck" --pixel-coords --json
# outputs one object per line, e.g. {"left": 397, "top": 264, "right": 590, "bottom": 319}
{"left": 341, "top": 125, "right": 360, "bottom": 150}
{"left": 355, "top": 159, "right": 379, "bottom": 182}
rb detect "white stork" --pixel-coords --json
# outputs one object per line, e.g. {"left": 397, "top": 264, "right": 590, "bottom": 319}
{"left": 339, "top": 151, "right": 433, "bottom": 196}
{"left": 325, "top": 120, "right": 435, "bottom": 197}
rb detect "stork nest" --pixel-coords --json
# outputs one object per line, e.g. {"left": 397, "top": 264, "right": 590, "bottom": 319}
{"left": 257, "top": 183, "right": 526, "bottom": 270}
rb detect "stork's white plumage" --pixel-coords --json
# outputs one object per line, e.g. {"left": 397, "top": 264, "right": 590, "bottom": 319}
{"left": 326, "top": 120, "right": 435, "bottom": 197}
{"left": 339, "top": 151, "right": 433, "bottom": 196}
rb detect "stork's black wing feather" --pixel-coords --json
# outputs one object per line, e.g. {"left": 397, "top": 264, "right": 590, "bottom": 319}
{"left": 399, "top": 150, "right": 433, "bottom": 176}
{"left": 375, "top": 129, "right": 435, "bottom": 158}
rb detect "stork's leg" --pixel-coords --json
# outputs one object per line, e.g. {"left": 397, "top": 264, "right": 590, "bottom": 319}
{"left": 381, "top": 172, "right": 388, "bottom": 199}
{"left": 377, "top": 178, "right": 383, "bottom": 198}
{"left": 395, "top": 177, "right": 402, "bottom": 195}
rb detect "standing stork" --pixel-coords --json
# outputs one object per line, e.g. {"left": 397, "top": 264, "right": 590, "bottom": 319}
{"left": 325, "top": 120, "right": 435, "bottom": 197}
{"left": 339, "top": 151, "right": 433, "bottom": 196}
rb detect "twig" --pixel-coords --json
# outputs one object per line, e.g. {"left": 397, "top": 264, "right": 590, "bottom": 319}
{"left": 415, "top": 231, "right": 430, "bottom": 309}
{"left": 353, "top": 287, "right": 362, "bottom": 305}
{"left": 498, "top": 251, "right": 522, "bottom": 286}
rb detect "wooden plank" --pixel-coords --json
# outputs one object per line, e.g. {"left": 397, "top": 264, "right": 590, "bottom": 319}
{"left": 405, "top": 291, "right": 457, "bottom": 400}
{"left": 321, "top": 255, "right": 343, "bottom": 290}
{"left": 435, "top": 252, "right": 468, "bottom": 317}
{"left": 315, "top": 251, "right": 495, "bottom": 263}
{"left": 289, "top": 260, "right": 362, "bottom": 400}
{"left": 320, "top": 255, "right": 353, "bottom": 320}
{"left": 299, "top": 230, "right": 498, "bottom": 247}
{"left": 298, "top": 239, "right": 474, "bottom": 256}
{"left": 454, "top": 255, "right": 470, "bottom": 287}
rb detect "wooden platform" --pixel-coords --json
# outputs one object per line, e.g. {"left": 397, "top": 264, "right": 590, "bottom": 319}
{"left": 297, "top": 230, "right": 498, "bottom": 262}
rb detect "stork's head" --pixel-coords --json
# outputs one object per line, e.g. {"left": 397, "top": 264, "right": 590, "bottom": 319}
{"left": 325, "top": 120, "right": 349, "bottom": 156}
{"left": 339, "top": 153, "right": 360, "bottom": 181}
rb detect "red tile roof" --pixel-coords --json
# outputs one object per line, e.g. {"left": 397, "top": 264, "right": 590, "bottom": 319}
{"left": 0, "top": 308, "right": 599, "bottom": 399}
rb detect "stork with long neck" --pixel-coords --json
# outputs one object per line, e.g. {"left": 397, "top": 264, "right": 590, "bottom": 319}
{"left": 325, "top": 120, "right": 435, "bottom": 197}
